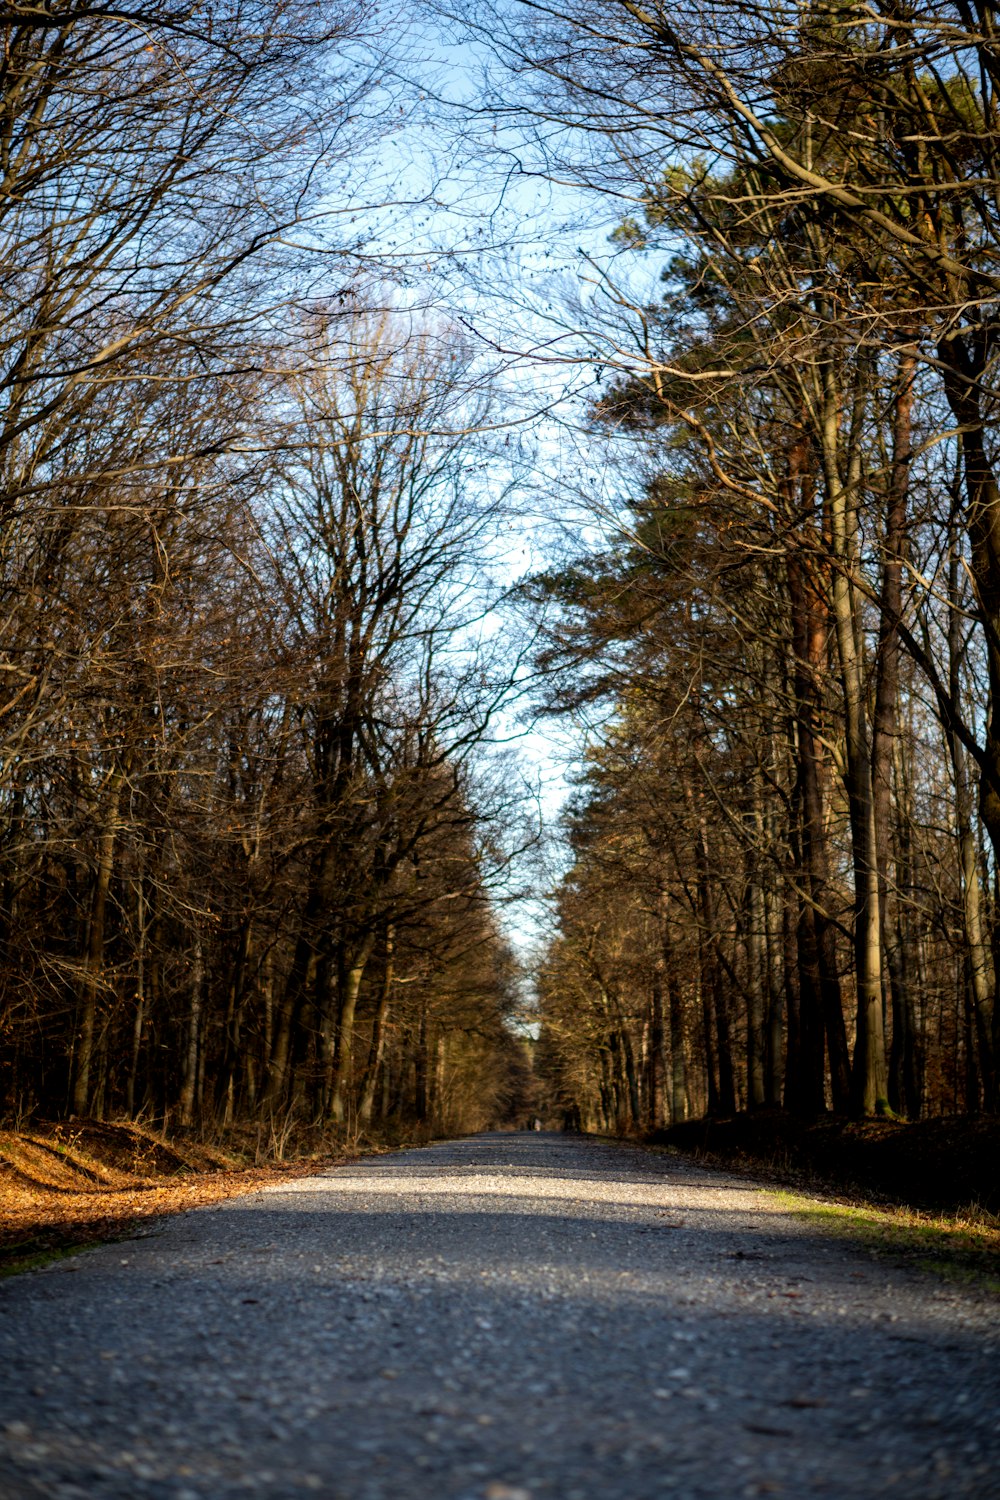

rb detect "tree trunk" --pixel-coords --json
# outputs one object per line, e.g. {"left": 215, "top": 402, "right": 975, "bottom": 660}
{"left": 763, "top": 859, "right": 786, "bottom": 1107}
{"left": 939, "top": 337, "right": 1000, "bottom": 1080}
{"left": 72, "top": 763, "right": 127, "bottom": 1117}
{"left": 785, "top": 550, "right": 850, "bottom": 1111}
{"left": 415, "top": 1000, "right": 429, "bottom": 1122}
{"left": 216, "top": 915, "right": 253, "bottom": 1124}
{"left": 686, "top": 776, "right": 736, "bottom": 1114}
{"left": 659, "top": 908, "right": 687, "bottom": 1123}
{"left": 889, "top": 724, "right": 923, "bottom": 1117}
{"left": 433, "top": 1033, "right": 447, "bottom": 1130}
{"left": 945, "top": 535, "right": 996, "bottom": 1109}
{"left": 872, "top": 345, "right": 916, "bottom": 1116}
{"left": 745, "top": 858, "right": 767, "bottom": 1110}
{"left": 126, "top": 880, "right": 147, "bottom": 1118}
{"left": 647, "top": 962, "right": 665, "bottom": 1129}
{"left": 820, "top": 368, "right": 887, "bottom": 1115}
{"left": 619, "top": 1023, "right": 641, "bottom": 1130}
{"left": 359, "top": 927, "right": 394, "bottom": 1126}
{"left": 262, "top": 901, "right": 320, "bottom": 1108}
{"left": 668, "top": 968, "right": 687, "bottom": 1123}
{"left": 330, "top": 928, "right": 377, "bottom": 1124}
{"left": 178, "top": 929, "right": 204, "bottom": 1127}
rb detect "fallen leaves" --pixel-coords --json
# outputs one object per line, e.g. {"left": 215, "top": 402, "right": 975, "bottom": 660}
{"left": 0, "top": 1123, "right": 348, "bottom": 1273}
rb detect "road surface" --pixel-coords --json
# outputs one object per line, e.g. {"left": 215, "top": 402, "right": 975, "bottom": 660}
{"left": 0, "top": 1132, "right": 996, "bottom": 1499}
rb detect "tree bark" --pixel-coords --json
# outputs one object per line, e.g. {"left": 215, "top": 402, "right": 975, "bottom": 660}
{"left": 126, "top": 880, "right": 146, "bottom": 1118}
{"left": 659, "top": 911, "right": 688, "bottom": 1123}
{"left": 945, "top": 537, "right": 996, "bottom": 1109}
{"left": 330, "top": 927, "right": 377, "bottom": 1124}
{"left": 745, "top": 855, "right": 767, "bottom": 1110}
{"left": 686, "top": 774, "right": 736, "bottom": 1114}
{"left": 819, "top": 366, "right": 888, "bottom": 1115}
{"left": 872, "top": 346, "right": 916, "bottom": 1115}
{"left": 939, "top": 337, "right": 1000, "bottom": 1081}
{"left": 647, "top": 960, "right": 666, "bottom": 1129}
{"left": 786, "top": 551, "right": 848, "bottom": 1112}
{"left": 359, "top": 927, "right": 394, "bottom": 1126}
{"left": 178, "top": 929, "right": 204, "bottom": 1127}
{"left": 415, "top": 1000, "right": 429, "bottom": 1122}
{"left": 72, "top": 763, "right": 127, "bottom": 1117}
{"left": 763, "top": 856, "right": 786, "bottom": 1107}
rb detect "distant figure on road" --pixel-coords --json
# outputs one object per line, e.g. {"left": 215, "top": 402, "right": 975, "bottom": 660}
{"left": 532, "top": 1117, "right": 542, "bottom": 1131}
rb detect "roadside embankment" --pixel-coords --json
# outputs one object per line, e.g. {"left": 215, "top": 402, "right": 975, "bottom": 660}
{"left": 646, "top": 1111, "right": 1000, "bottom": 1287}
{"left": 650, "top": 1110, "right": 999, "bottom": 1214}
{"left": 0, "top": 1118, "right": 373, "bottom": 1275}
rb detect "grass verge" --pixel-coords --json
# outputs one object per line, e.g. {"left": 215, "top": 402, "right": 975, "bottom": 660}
{"left": 650, "top": 1111, "right": 1000, "bottom": 1214}
{"left": 766, "top": 1187, "right": 1000, "bottom": 1292}
{"left": 0, "top": 1239, "right": 96, "bottom": 1280}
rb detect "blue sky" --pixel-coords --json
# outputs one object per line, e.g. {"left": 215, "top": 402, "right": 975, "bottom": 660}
{"left": 310, "top": 13, "right": 665, "bottom": 954}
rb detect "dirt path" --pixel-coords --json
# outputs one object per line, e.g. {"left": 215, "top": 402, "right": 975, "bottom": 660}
{"left": 0, "top": 1132, "right": 996, "bottom": 1500}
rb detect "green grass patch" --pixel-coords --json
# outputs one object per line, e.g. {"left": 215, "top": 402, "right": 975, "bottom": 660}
{"left": 0, "top": 1238, "right": 94, "bottom": 1279}
{"left": 768, "top": 1187, "right": 1000, "bottom": 1292}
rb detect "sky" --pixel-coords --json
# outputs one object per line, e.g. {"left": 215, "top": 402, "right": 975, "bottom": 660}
{"left": 310, "top": 12, "right": 664, "bottom": 956}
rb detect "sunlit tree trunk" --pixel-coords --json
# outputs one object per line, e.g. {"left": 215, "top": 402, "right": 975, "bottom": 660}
{"left": 889, "top": 729, "right": 923, "bottom": 1118}
{"left": 819, "top": 365, "right": 887, "bottom": 1115}
{"left": 946, "top": 536, "right": 996, "bottom": 1109}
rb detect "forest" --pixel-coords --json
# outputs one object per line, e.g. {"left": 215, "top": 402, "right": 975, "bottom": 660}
{"left": 1, "top": 0, "right": 999, "bottom": 1156}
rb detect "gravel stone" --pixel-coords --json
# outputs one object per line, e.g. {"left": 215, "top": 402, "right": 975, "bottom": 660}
{"left": 0, "top": 1131, "right": 996, "bottom": 1499}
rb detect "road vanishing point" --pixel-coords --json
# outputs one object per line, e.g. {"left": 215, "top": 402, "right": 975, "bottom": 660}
{"left": 0, "top": 1132, "right": 996, "bottom": 1500}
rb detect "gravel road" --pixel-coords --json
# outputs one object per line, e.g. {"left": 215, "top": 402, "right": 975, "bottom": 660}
{"left": 0, "top": 1131, "right": 996, "bottom": 1500}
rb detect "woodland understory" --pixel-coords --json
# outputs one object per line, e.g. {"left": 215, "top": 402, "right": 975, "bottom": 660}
{"left": 2, "top": 0, "right": 1000, "bottom": 1153}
